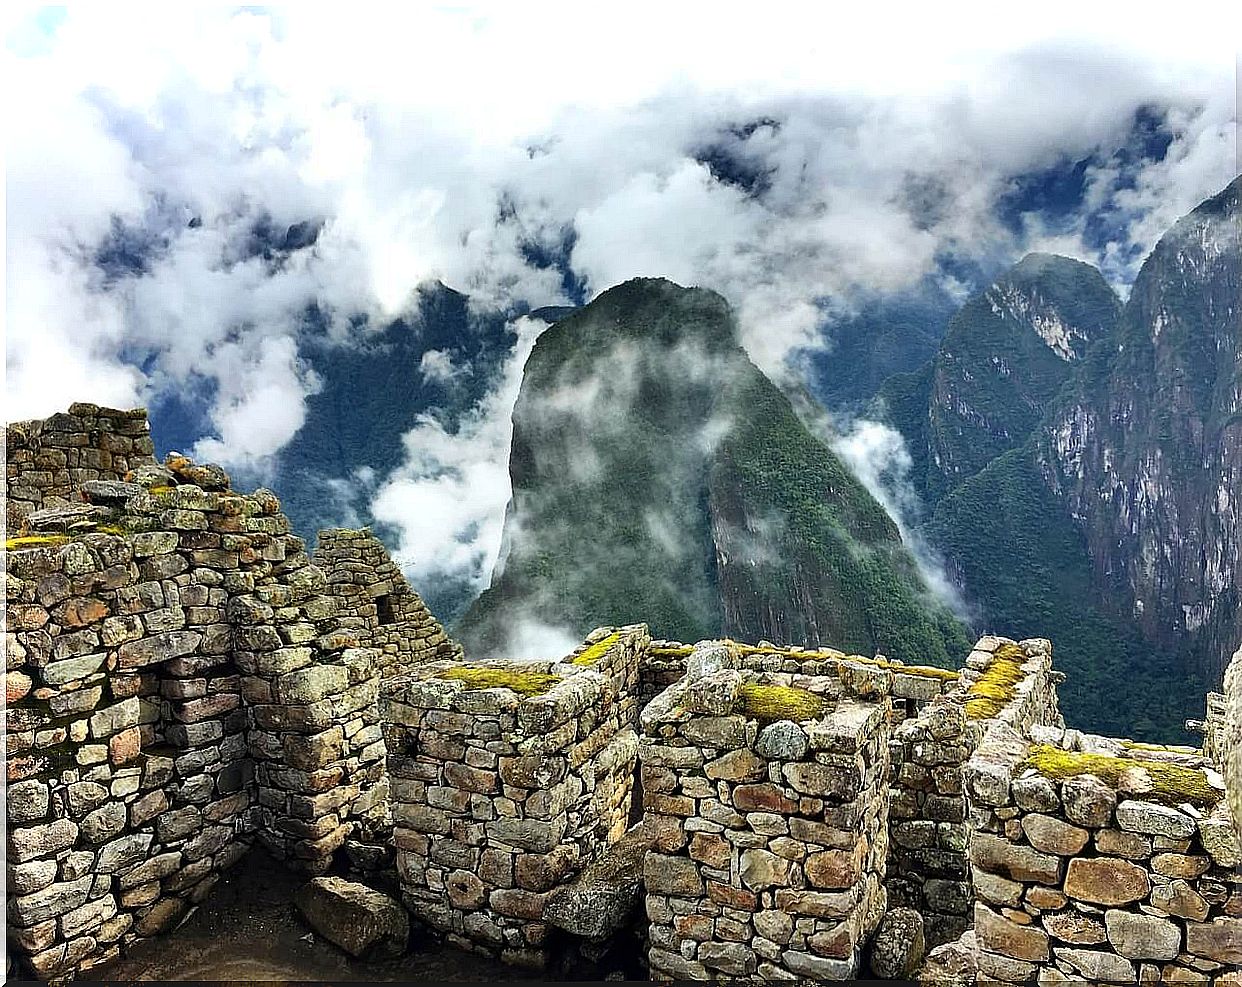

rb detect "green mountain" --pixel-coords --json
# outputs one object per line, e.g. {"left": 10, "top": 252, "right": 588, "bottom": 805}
{"left": 457, "top": 278, "right": 969, "bottom": 663}
{"left": 881, "top": 178, "right": 1241, "bottom": 739}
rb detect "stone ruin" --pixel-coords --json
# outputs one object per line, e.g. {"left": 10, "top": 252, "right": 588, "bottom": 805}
{"left": 4, "top": 404, "right": 1241, "bottom": 984}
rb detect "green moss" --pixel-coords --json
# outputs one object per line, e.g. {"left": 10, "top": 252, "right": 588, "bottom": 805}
{"left": 965, "top": 642, "right": 1027, "bottom": 719}
{"left": 5, "top": 534, "right": 70, "bottom": 551}
{"left": 648, "top": 645, "right": 693, "bottom": 659}
{"left": 1024, "top": 744, "right": 1220, "bottom": 807}
{"left": 1122, "top": 740, "right": 1200, "bottom": 755}
{"left": 572, "top": 631, "right": 622, "bottom": 666}
{"left": 735, "top": 682, "right": 826, "bottom": 722}
{"left": 437, "top": 665, "right": 561, "bottom": 697}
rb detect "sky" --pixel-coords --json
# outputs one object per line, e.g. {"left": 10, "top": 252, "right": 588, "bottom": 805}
{"left": 3, "top": 3, "right": 1239, "bottom": 619}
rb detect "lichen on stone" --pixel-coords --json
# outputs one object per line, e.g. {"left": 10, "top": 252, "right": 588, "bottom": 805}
{"left": 437, "top": 665, "right": 562, "bottom": 697}
{"left": 1024, "top": 743, "right": 1220, "bottom": 807}
{"left": 735, "top": 682, "right": 826, "bottom": 722}
{"left": 964, "top": 642, "right": 1026, "bottom": 719}
{"left": 572, "top": 631, "right": 622, "bottom": 666}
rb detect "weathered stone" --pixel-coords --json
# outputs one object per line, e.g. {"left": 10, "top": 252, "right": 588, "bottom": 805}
{"left": 1104, "top": 909, "right": 1180, "bottom": 960}
{"left": 8, "top": 779, "right": 50, "bottom": 824}
{"left": 739, "top": 848, "right": 793, "bottom": 890}
{"left": 1184, "top": 917, "right": 1242, "bottom": 964}
{"left": 705, "top": 748, "right": 766, "bottom": 782}
{"left": 1064, "top": 856, "right": 1150, "bottom": 906}
{"left": 9, "top": 819, "right": 78, "bottom": 863}
{"left": 295, "top": 877, "right": 407, "bottom": 959}
{"left": 972, "top": 868, "right": 1023, "bottom": 907}
{"left": 974, "top": 902, "right": 1049, "bottom": 962}
{"left": 1095, "top": 827, "right": 1151, "bottom": 859}
{"left": 1115, "top": 800, "right": 1195, "bottom": 839}
{"left": 804, "top": 848, "right": 861, "bottom": 890}
{"left": 755, "top": 720, "right": 809, "bottom": 760}
{"left": 97, "top": 833, "right": 154, "bottom": 873}
{"left": 1044, "top": 910, "right": 1107, "bottom": 944}
{"left": 1151, "top": 878, "right": 1209, "bottom": 921}
{"left": 643, "top": 853, "right": 703, "bottom": 896}
{"left": 698, "top": 941, "right": 757, "bottom": 976}
{"left": 970, "top": 831, "right": 1061, "bottom": 884}
{"left": 868, "top": 906, "right": 925, "bottom": 978}
{"left": 1055, "top": 947, "right": 1135, "bottom": 983}
{"left": 1021, "top": 813, "right": 1089, "bottom": 856}
{"left": 1062, "top": 773, "right": 1117, "bottom": 828}
{"left": 9, "top": 877, "right": 93, "bottom": 926}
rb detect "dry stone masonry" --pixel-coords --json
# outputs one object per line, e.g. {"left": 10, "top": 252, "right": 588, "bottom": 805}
{"left": 5, "top": 404, "right": 1242, "bottom": 984}
{"left": 313, "top": 527, "right": 462, "bottom": 676}
{"left": 380, "top": 626, "right": 646, "bottom": 967}
{"left": 639, "top": 641, "right": 890, "bottom": 981}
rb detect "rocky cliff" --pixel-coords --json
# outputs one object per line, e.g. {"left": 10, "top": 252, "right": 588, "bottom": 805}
{"left": 1037, "top": 176, "right": 1242, "bottom": 683}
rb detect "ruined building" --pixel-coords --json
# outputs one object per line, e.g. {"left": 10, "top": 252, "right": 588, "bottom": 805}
{"left": 5, "top": 405, "right": 1242, "bottom": 983}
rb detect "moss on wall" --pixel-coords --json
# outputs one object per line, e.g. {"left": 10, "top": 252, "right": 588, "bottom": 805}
{"left": 735, "top": 682, "right": 826, "bottom": 722}
{"left": 1024, "top": 743, "right": 1220, "bottom": 807}
{"left": 437, "top": 665, "right": 561, "bottom": 697}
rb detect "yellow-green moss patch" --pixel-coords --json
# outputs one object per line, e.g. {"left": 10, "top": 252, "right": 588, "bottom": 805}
{"left": 437, "top": 666, "right": 561, "bottom": 697}
{"left": 896, "top": 665, "right": 960, "bottom": 681}
{"left": 736, "top": 682, "right": 826, "bottom": 722}
{"left": 1121, "top": 740, "right": 1200, "bottom": 755}
{"left": 572, "top": 631, "right": 622, "bottom": 666}
{"left": 647, "top": 645, "right": 693, "bottom": 659}
{"left": 1024, "top": 744, "right": 1220, "bottom": 807}
{"left": 5, "top": 534, "right": 71, "bottom": 551}
{"left": 964, "top": 642, "right": 1026, "bottom": 720}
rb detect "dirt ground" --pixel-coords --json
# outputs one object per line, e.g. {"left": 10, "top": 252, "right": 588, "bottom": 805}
{"left": 50, "top": 849, "right": 547, "bottom": 984}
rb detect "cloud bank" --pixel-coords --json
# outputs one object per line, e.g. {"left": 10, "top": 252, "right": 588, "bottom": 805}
{"left": 4, "top": 4, "right": 1237, "bottom": 607}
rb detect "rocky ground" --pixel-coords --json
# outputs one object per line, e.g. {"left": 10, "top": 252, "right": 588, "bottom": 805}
{"left": 12, "top": 849, "right": 541, "bottom": 983}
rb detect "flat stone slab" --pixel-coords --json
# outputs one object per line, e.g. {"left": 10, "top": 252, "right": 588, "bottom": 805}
{"left": 295, "top": 876, "right": 408, "bottom": 959}
{"left": 544, "top": 820, "right": 655, "bottom": 940}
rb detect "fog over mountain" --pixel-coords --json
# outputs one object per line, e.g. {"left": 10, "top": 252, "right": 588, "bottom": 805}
{"left": 5, "top": 5, "right": 1237, "bottom": 632}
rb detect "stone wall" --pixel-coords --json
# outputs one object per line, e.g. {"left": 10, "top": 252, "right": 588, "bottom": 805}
{"left": 638, "top": 641, "right": 891, "bottom": 981}
{"left": 313, "top": 527, "right": 462, "bottom": 677}
{"left": 5, "top": 403, "right": 155, "bottom": 531}
{"left": 5, "top": 414, "right": 396, "bottom": 981}
{"left": 1203, "top": 643, "right": 1242, "bottom": 837}
{"left": 885, "top": 635, "right": 1066, "bottom": 951}
{"left": 380, "top": 626, "right": 647, "bottom": 968}
{"left": 963, "top": 721, "right": 1241, "bottom": 984}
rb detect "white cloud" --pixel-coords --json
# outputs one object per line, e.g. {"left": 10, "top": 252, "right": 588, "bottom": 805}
{"left": 831, "top": 418, "right": 973, "bottom": 617}
{"left": 2, "top": 4, "right": 1236, "bottom": 624}
{"left": 418, "top": 349, "right": 465, "bottom": 384}
{"left": 370, "top": 316, "right": 544, "bottom": 596}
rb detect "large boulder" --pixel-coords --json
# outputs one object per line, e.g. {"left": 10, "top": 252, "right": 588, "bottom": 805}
{"left": 869, "top": 906, "right": 927, "bottom": 979}
{"left": 295, "top": 876, "right": 408, "bottom": 959}
{"left": 544, "top": 820, "right": 654, "bottom": 941}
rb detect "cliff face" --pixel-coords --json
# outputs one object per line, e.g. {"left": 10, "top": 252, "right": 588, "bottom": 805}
{"left": 458, "top": 278, "right": 968, "bottom": 664}
{"left": 922, "top": 253, "right": 1121, "bottom": 504}
{"left": 1038, "top": 176, "right": 1242, "bottom": 681}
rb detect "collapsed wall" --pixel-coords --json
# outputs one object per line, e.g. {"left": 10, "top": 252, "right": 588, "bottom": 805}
{"left": 313, "top": 528, "right": 463, "bottom": 676}
{"left": 5, "top": 403, "right": 156, "bottom": 532}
